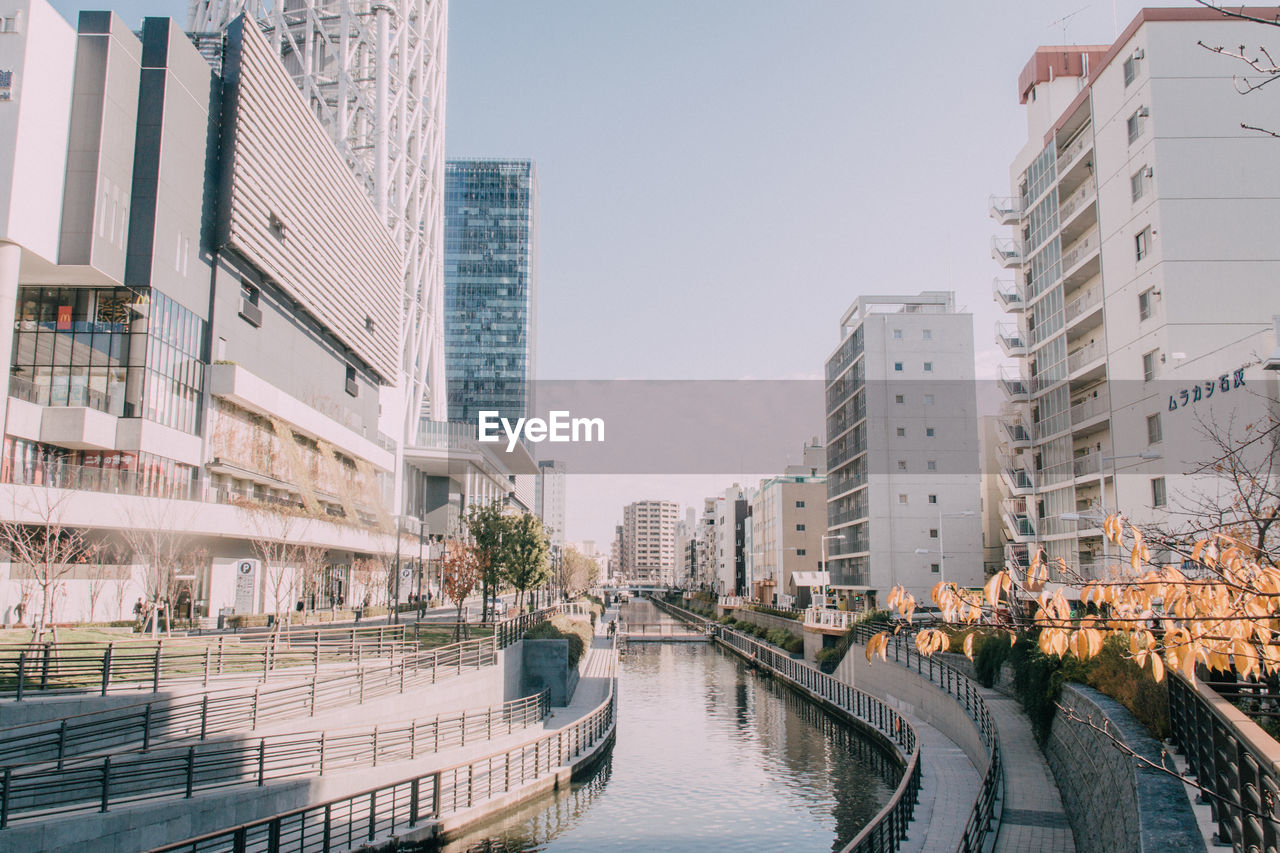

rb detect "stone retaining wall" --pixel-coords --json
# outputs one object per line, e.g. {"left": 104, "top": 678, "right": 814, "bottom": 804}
{"left": 727, "top": 608, "right": 802, "bottom": 637}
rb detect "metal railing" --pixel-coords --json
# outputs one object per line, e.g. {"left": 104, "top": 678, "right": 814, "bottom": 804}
{"left": 1168, "top": 672, "right": 1280, "bottom": 853}
{"left": 1061, "top": 228, "right": 1099, "bottom": 273}
{"left": 1059, "top": 124, "right": 1093, "bottom": 166}
{"left": 1067, "top": 338, "right": 1104, "bottom": 374}
{"left": 652, "top": 598, "right": 923, "bottom": 853}
{"left": 1057, "top": 178, "right": 1096, "bottom": 222}
{"left": 0, "top": 635, "right": 500, "bottom": 768}
{"left": 147, "top": 657, "right": 618, "bottom": 853}
{"left": 1070, "top": 391, "right": 1109, "bottom": 425}
{"left": 804, "top": 608, "right": 859, "bottom": 631}
{"left": 0, "top": 630, "right": 417, "bottom": 700}
{"left": 846, "top": 624, "right": 1003, "bottom": 853}
{"left": 0, "top": 691, "right": 551, "bottom": 826}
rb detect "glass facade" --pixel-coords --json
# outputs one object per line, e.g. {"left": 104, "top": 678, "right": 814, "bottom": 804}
{"left": 0, "top": 437, "right": 197, "bottom": 500}
{"left": 444, "top": 159, "right": 536, "bottom": 424}
{"left": 8, "top": 287, "right": 206, "bottom": 434}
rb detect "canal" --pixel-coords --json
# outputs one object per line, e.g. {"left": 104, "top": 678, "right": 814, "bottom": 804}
{"left": 427, "top": 640, "right": 898, "bottom": 852}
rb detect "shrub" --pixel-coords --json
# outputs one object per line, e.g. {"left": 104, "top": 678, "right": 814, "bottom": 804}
{"left": 815, "top": 646, "right": 844, "bottom": 673}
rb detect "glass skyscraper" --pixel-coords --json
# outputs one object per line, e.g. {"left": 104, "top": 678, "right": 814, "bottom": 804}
{"left": 444, "top": 159, "right": 537, "bottom": 424}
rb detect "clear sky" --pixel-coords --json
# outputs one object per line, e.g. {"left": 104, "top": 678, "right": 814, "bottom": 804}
{"left": 49, "top": 0, "right": 1167, "bottom": 545}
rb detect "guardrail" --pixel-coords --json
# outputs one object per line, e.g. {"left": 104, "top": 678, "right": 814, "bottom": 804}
{"left": 1168, "top": 672, "right": 1280, "bottom": 853}
{"left": 650, "top": 597, "right": 922, "bottom": 853}
{"left": 0, "top": 690, "right": 551, "bottom": 826}
{"left": 0, "top": 635, "right": 499, "bottom": 768}
{"left": 0, "top": 633, "right": 417, "bottom": 700}
{"left": 846, "top": 624, "right": 1002, "bottom": 853}
{"left": 148, "top": 648, "right": 618, "bottom": 853}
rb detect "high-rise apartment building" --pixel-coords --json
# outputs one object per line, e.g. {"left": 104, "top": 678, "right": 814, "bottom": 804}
{"left": 991, "top": 9, "right": 1280, "bottom": 578}
{"left": 444, "top": 159, "right": 537, "bottom": 425}
{"left": 535, "top": 459, "right": 566, "bottom": 547}
{"left": 620, "top": 500, "right": 678, "bottom": 585}
{"left": 824, "top": 292, "right": 982, "bottom": 605}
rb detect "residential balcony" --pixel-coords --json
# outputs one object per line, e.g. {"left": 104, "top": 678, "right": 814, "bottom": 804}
{"left": 1064, "top": 285, "right": 1102, "bottom": 331}
{"left": 989, "top": 195, "right": 1023, "bottom": 226}
{"left": 1001, "top": 499, "right": 1037, "bottom": 541}
{"left": 1066, "top": 338, "right": 1106, "bottom": 376}
{"left": 998, "top": 365, "right": 1030, "bottom": 401}
{"left": 991, "top": 236, "right": 1024, "bottom": 268}
{"left": 1070, "top": 391, "right": 1110, "bottom": 429}
{"left": 1060, "top": 228, "right": 1100, "bottom": 285}
{"left": 1000, "top": 465, "right": 1035, "bottom": 496}
{"left": 1073, "top": 450, "right": 1103, "bottom": 480}
{"left": 1000, "top": 415, "right": 1032, "bottom": 449}
{"left": 1059, "top": 124, "right": 1093, "bottom": 171}
{"left": 993, "top": 277, "right": 1025, "bottom": 312}
{"left": 1057, "top": 178, "right": 1096, "bottom": 226}
{"left": 996, "top": 322, "right": 1027, "bottom": 357}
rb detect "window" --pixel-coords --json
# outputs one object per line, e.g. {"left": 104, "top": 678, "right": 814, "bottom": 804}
{"left": 893, "top": 329, "right": 903, "bottom": 340}
{"left": 795, "top": 500, "right": 805, "bottom": 508}
{"left": 1127, "top": 107, "right": 1147, "bottom": 143}
{"left": 897, "top": 460, "right": 907, "bottom": 471}
{"left": 1135, "top": 226, "right": 1151, "bottom": 261}
{"left": 924, "top": 362, "right": 933, "bottom": 372}
{"left": 895, "top": 394, "right": 905, "bottom": 404}
{"left": 923, "top": 394, "right": 934, "bottom": 405}
{"left": 1147, "top": 413, "right": 1163, "bottom": 445}
{"left": 1123, "top": 53, "right": 1140, "bottom": 86}
{"left": 926, "top": 427, "right": 936, "bottom": 437}
{"left": 1151, "top": 476, "right": 1167, "bottom": 508}
{"left": 930, "top": 528, "right": 938, "bottom": 538}
{"left": 894, "top": 362, "right": 903, "bottom": 372}
{"left": 1142, "top": 349, "right": 1159, "bottom": 382}
{"left": 922, "top": 329, "right": 932, "bottom": 340}
{"left": 796, "top": 523, "right": 806, "bottom": 532}
{"left": 898, "top": 494, "right": 908, "bottom": 504}
{"left": 1138, "top": 288, "right": 1154, "bottom": 321}
{"left": 928, "top": 494, "right": 938, "bottom": 504}
{"left": 345, "top": 364, "right": 358, "bottom": 397}
{"left": 1131, "top": 167, "right": 1148, "bottom": 202}
{"left": 896, "top": 427, "right": 906, "bottom": 437}
{"left": 796, "top": 549, "right": 806, "bottom": 557}
{"left": 927, "top": 460, "right": 937, "bottom": 471}
{"left": 931, "top": 563, "right": 940, "bottom": 574}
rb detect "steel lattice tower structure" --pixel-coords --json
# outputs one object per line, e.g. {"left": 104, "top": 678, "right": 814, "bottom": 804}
{"left": 188, "top": 0, "right": 447, "bottom": 441}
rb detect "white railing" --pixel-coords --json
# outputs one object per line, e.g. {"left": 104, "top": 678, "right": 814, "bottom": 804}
{"left": 1064, "top": 285, "right": 1101, "bottom": 324}
{"left": 803, "top": 607, "right": 858, "bottom": 631}
{"left": 992, "top": 277, "right": 1024, "bottom": 309}
{"left": 1067, "top": 338, "right": 1104, "bottom": 373}
{"left": 1057, "top": 178, "right": 1096, "bottom": 221}
{"left": 1073, "top": 451, "right": 1102, "bottom": 478}
{"left": 1059, "top": 125, "right": 1093, "bottom": 166}
{"left": 1070, "top": 391, "right": 1110, "bottom": 424}
{"left": 718, "top": 595, "right": 748, "bottom": 609}
{"left": 991, "top": 236, "right": 1024, "bottom": 267}
{"left": 1061, "top": 228, "right": 1099, "bottom": 272}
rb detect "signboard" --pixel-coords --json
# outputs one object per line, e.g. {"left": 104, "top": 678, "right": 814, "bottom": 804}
{"left": 234, "top": 559, "right": 258, "bottom": 614}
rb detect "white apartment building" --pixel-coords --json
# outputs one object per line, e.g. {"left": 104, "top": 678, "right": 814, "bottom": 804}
{"left": 711, "top": 484, "right": 748, "bottom": 595}
{"left": 620, "top": 500, "right": 678, "bottom": 585}
{"left": 535, "top": 459, "right": 566, "bottom": 547}
{"left": 991, "top": 8, "right": 1280, "bottom": 578}
{"left": 824, "top": 292, "right": 982, "bottom": 606}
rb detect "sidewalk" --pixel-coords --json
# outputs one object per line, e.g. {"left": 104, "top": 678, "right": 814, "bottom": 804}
{"left": 978, "top": 687, "right": 1075, "bottom": 853}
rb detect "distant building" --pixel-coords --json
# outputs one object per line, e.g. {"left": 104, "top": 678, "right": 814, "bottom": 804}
{"left": 978, "top": 416, "right": 1004, "bottom": 578}
{"left": 824, "top": 292, "right": 982, "bottom": 606}
{"left": 535, "top": 459, "right": 566, "bottom": 547}
{"left": 621, "top": 500, "right": 678, "bottom": 585}
{"left": 444, "top": 159, "right": 537, "bottom": 425}
{"left": 751, "top": 440, "right": 828, "bottom": 607}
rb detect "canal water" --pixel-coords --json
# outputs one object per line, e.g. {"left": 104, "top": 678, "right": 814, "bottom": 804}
{"left": 427, "top": 641, "right": 897, "bottom": 853}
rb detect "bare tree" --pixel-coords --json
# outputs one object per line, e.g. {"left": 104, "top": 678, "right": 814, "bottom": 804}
{"left": 0, "top": 488, "right": 95, "bottom": 635}
{"left": 241, "top": 503, "right": 306, "bottom": 621}
{"left": 121, "top": 499, "right": 199, "bottom": 637}
{"left": 297, "top": 544, "right": 328, "bottom": 617}
{"left": 1194, "top": 1, "right": 1280, "bottom": 135}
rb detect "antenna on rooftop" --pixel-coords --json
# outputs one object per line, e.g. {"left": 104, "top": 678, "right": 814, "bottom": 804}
{"left": 1049, "top": 6, "right": 1090, "bottom": 45}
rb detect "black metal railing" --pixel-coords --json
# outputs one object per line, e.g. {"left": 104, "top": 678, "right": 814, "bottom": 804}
{"left": 846, "top": 624, "right": 1003, "bottom": 853}
{"left": 1168, "top": 672, "right": 1280, "bottom": 853}
{"left": 146, "top": 674, "right": 617, "bottom": 853}
{"left": 0, "top": 691, "right": 550, "bottom": 825}
{"left": 651, "top": 598, "right": 923, "bottom": 853}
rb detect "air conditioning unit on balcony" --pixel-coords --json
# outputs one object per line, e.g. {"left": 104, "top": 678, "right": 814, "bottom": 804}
{"left": 238, "top": 298, "right": 262, "bottom": 327}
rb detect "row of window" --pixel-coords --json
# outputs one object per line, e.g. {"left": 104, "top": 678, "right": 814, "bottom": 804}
{"left": 897, "top": 459, "right": 941, "bottom": 472}
{"left": 895, "top": 426, "right": 938, "bottom": 437}
{"left": 896, "top": 493, "right": 941, "bottom": 505}
{"left": 894, "top": 394, "right": 936, "bottom": 405}
{"left": 891, "top": 329, "right": 934, "bottom": 341}
{"left": 894, "top": 362, "right": 934, "bottom": 373}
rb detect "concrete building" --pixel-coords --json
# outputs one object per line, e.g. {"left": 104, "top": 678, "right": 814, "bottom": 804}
{"left": 535, "top": 459, "right": 566, "bottom": 548}
{"left": 979, "top": 415, "right": 1005, "bottom": 578}
{"left": 751, "top": 440, "right": 828, "bottom": 608}
{"left": 710, "top": 484, "right": 749, "bottom": 595}
{"left": 620, "top": 500, "right": 678, "bottom": 586}
{"left": 991, "top": 9, "right": 1280, "bottom": 578}
{"left": 824, "top": 292, "right": 983, "bottom": 607}
{"left": 0, "top": 6, "right": 420, "bottom": 623}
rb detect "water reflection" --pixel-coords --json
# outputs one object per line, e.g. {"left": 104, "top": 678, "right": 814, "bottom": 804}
{"left": 426, "top": 643, "right": 896, "bottom": 853}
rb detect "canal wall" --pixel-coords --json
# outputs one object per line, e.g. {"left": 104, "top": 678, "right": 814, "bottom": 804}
{"left": 834, "top": 648, "right": 988, "bottom": 773}
{"left": 728, "top": 607, "right": 802, "bottom": 638}
{"left": 1045, "top": 683, "right": 1204, "bottom": 853}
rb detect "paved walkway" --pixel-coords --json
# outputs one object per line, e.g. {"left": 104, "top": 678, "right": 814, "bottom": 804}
{"left": 894, "top": 711, "right": 981, "bottom": 853}
{"left": 977, "top": 687, "right": 1075, "bottom": 853}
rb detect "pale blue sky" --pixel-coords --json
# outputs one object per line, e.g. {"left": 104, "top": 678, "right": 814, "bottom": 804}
{"left": 49, "top": 0, "right": 1171, "bottom": 543}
